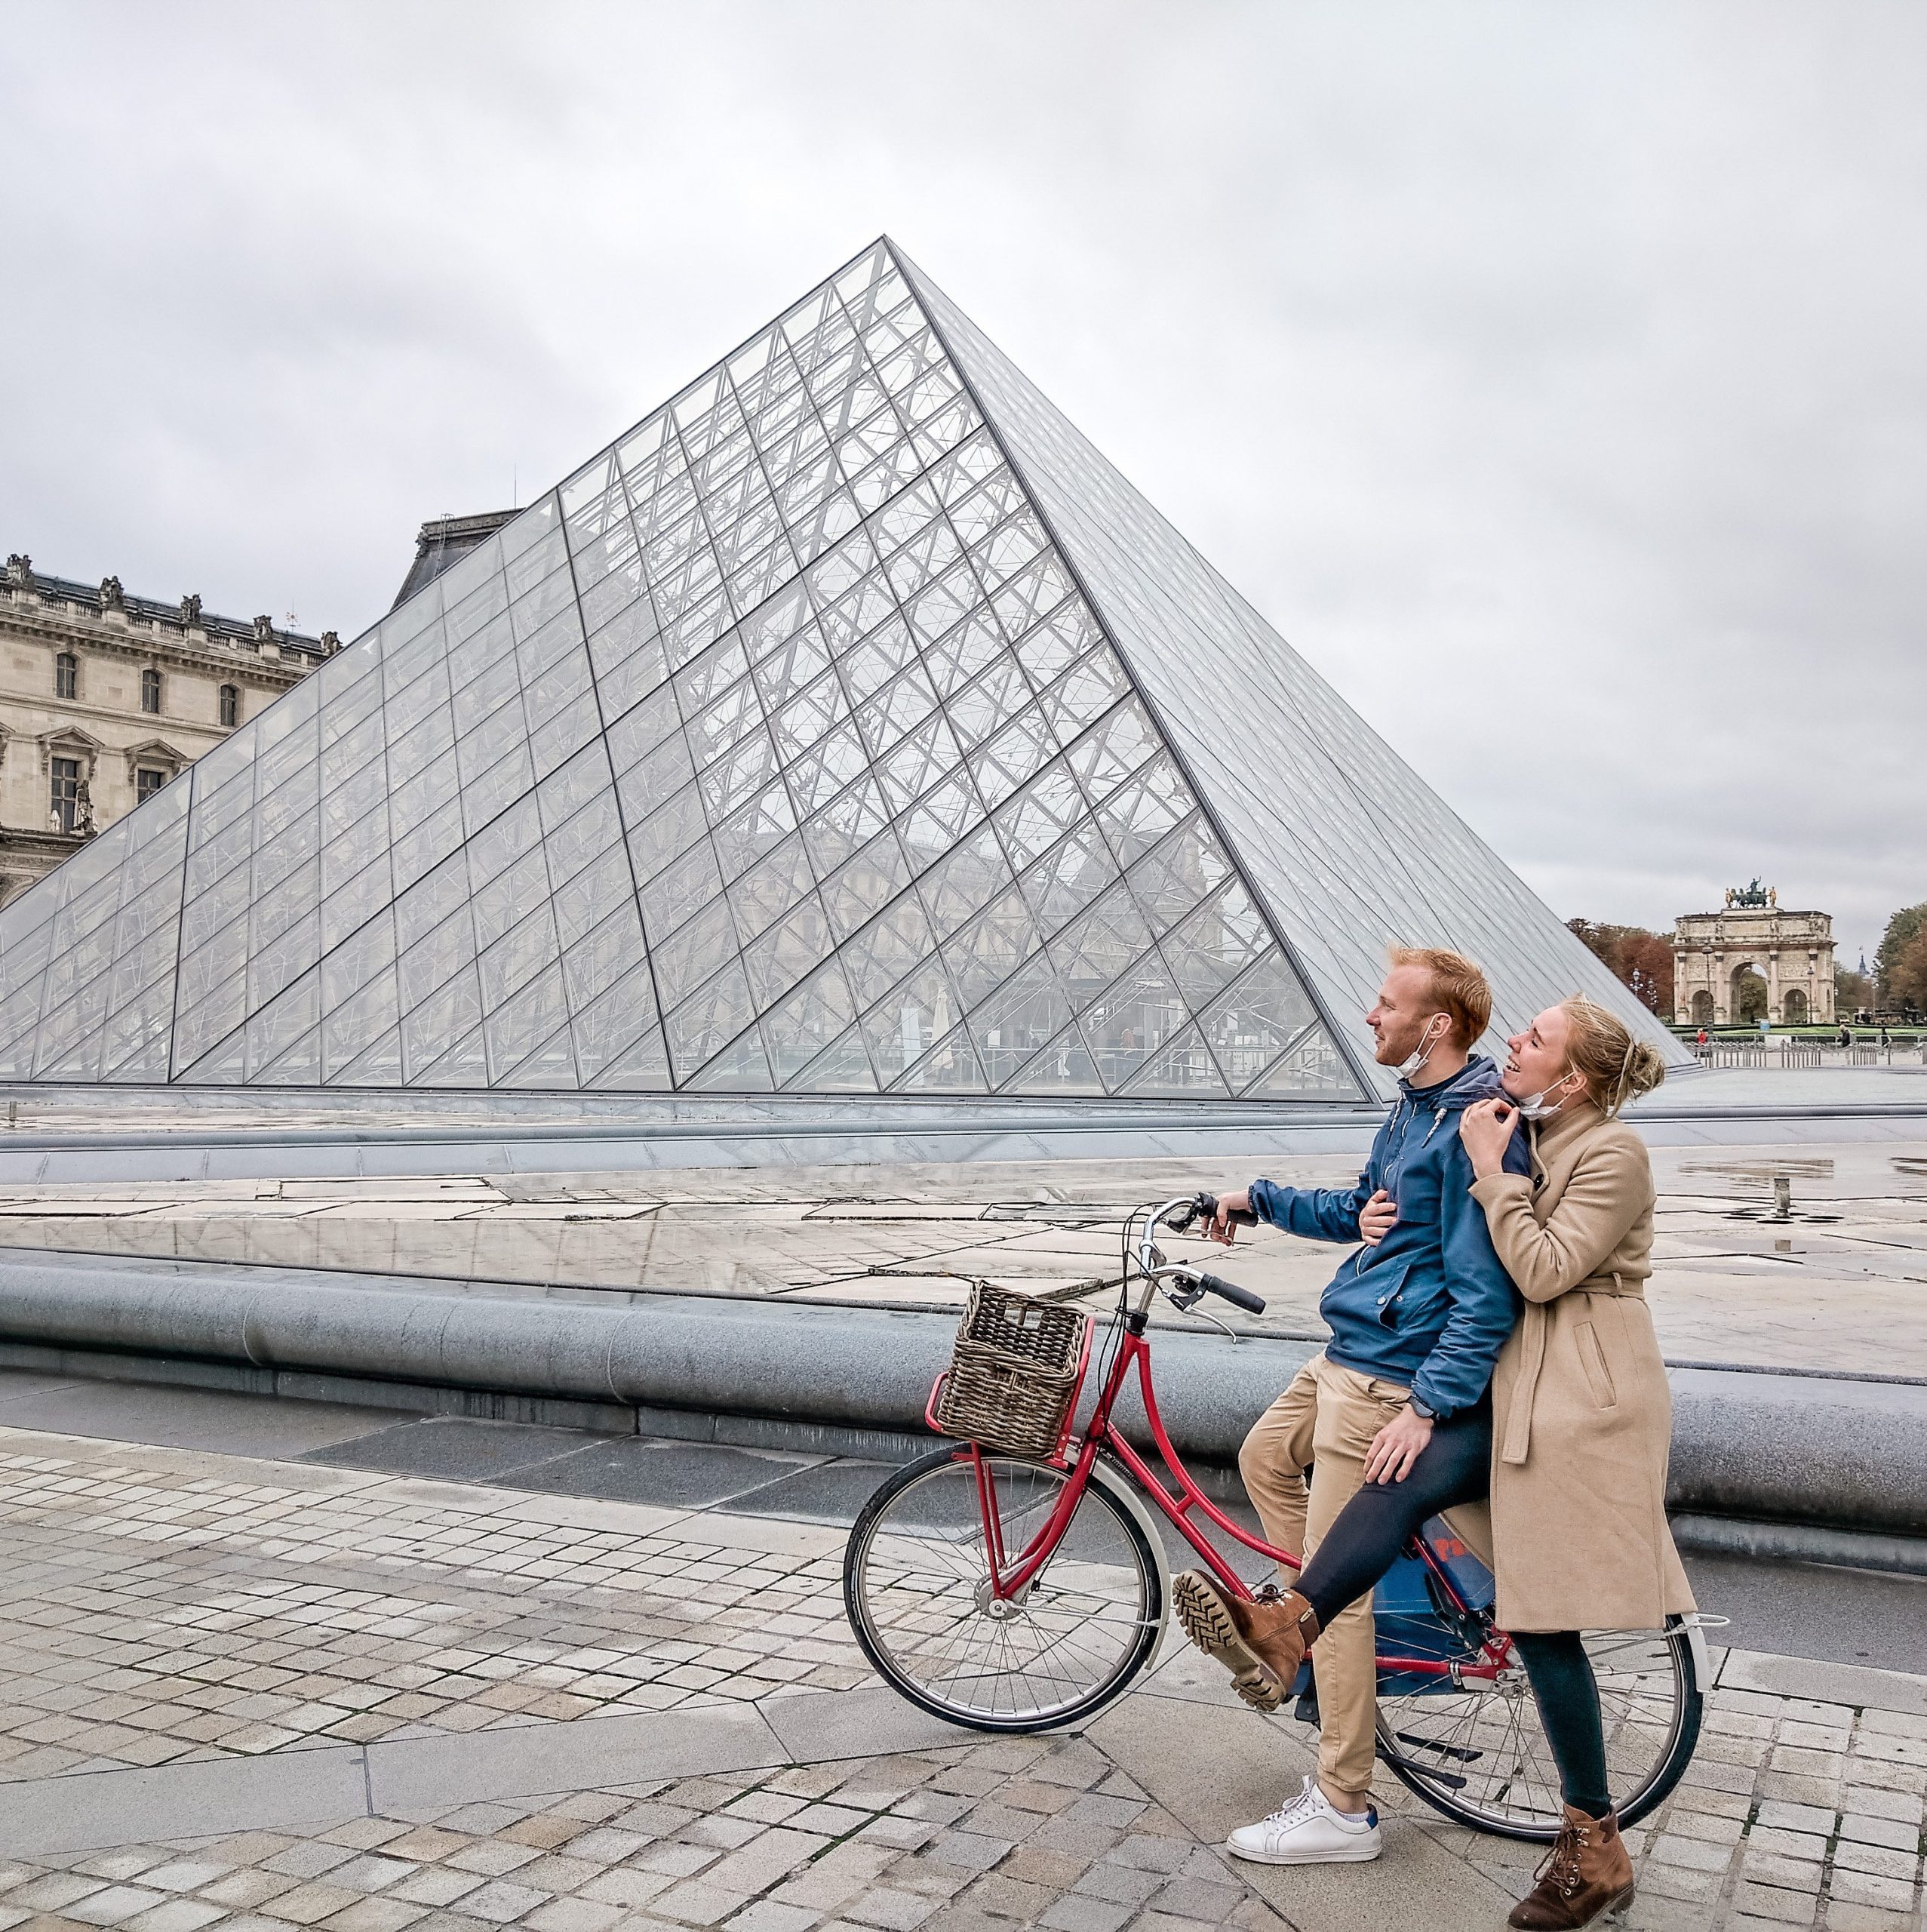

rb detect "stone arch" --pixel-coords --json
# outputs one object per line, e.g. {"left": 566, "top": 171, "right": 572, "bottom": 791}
{"left": 1783, "top": 988, "right": 1809, "bottom": 1024}
{"left": 1690, "top": 989, "right": 1715, "bottom": 1027}
{"left": 1731, "top": 963, "right": 1769, "bottom": 1024}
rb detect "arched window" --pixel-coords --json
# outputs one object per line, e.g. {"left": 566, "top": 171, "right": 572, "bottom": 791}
{"left": 219, "top": 684, "right": 239, "bottom": 728}
{"left": 55, "top": 652, "right": 78, "bottom": 700}
{"left": 140, "top": 668, "right": 163, "bottom": 715}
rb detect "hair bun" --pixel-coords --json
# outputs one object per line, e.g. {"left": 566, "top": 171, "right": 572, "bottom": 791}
{"left": 1625, "top": 1041, "right": 1667, "bottom": 1101}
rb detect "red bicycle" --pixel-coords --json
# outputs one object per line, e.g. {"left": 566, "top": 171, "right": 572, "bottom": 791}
{"left": 844, "top": 1194, "right": 1705, "bottom": 1839}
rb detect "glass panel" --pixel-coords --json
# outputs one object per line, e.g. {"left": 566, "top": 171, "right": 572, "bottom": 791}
{"left": 663, "top": 960, "right": 755, "bottom": 1081}
{"left": 917, "top": 823, "right": 1010, "bottom": 938}
{"left": 484, "top": 961, "right": 568, "bottom": 1083}
{"left": 638, "top": 838, "right": 724, "bottom": 940}
{"left": 569, "top": 960, "right": 660, "bottom": 1082}
{"left": 1126, "top": 817, "right": 1231, "bottom": 934}
{"left": 739, "top": 891, "right": 835, "bottom": 1009}
{"left": 942, "top": 886, "right": 1043, "bottom": 1011}
{"left": 1201, "top": 952, "right": 1324, "bottom": 1089}
{"left": 890, "top": 1022, "right": 988, "bottom": 1094}
{"left": 1160, "top": 881, "right": 1270, "bottom": 1008}
{"left": 968, "top": 953, "right": 1071, "bottom": 1088}
{"left": 760, "top": 959, "right": 856, "bottom": 1082}
{"left": 1115, "top": 1023, "right": 1232, "bottom": 1098}
{"left": 779, "top": 1025, "right": 878, "bottom": 1094}
{"left": 585, "top": 1023, "right": 672, "bottom": 1091}
{"left": 730, "top": 837, "right": 816, "bottom": 942}
{"left": 650, "top": 899, "right": 737, "bottom": 1009}
{"left": 859, "top": 961, "right": 960, "bottom": 1084}
{"left": 1007, "top": 1026, "right": 1105, "bottom": 1095}
{"left": 564, "top": 900, "right": 656, "bottom": 1012}
{"left": 554, "top": 846, "right": 634, "bottom": 950}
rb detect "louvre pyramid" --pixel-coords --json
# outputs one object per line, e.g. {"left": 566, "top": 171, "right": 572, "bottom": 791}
{"left": 0, "top": 239, "right": 1683, "bottom": 1103}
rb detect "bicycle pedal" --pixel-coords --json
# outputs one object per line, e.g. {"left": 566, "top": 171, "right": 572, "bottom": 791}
{"left": 1292, "top": 1660, "right": 1318, "bottom": 1726}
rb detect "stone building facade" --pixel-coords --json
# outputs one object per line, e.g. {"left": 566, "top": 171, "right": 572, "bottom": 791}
{"left": 1673, "top": 896, "right": 1835, "bottom": 1027}
{"left": 0, "top": 554, "right": 333, "bottom": 906}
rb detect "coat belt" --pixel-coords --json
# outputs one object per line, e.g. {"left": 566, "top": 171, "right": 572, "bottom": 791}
{"left": 1498, "top": 1272, "right": 1645, "bottom": 1466}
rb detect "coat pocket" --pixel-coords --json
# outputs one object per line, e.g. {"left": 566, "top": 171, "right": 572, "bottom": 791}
{"left": 1575, "top": 1321, "right": 1618, "bottom": 1410}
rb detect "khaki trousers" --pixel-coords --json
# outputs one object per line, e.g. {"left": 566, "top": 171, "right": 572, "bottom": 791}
{"left": 1237, "top": 1352, "right": 1411, "bottom": 1800}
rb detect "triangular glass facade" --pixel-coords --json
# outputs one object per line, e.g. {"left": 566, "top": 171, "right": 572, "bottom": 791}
{"left": 890, "top": 246, "right": 1691, "bottom": 1093}
{"left": 0, "top": 242, "right": 1380, "bottom": 1100}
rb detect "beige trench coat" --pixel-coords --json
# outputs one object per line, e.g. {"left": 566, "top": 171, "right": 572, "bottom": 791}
{"left": 1465, "top": 1101, "right": 1696, "bottom": 1632}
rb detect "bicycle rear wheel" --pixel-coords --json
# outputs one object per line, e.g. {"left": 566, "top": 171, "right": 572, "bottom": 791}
{"left": 844, "top": 1446, "right": 1162, "bottom": 1733}
{"left": 1376, "top": 1619, "right": 1702, "bottom": 1839}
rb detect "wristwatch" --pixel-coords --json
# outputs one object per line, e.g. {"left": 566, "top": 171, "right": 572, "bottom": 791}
{"left": 1408, "top": 1394, "right": 1440, "bottom": 1423}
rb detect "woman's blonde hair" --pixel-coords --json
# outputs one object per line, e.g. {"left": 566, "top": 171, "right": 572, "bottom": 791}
{"left": 1559, "top": 995, "right": 1667, "bottom": 1117}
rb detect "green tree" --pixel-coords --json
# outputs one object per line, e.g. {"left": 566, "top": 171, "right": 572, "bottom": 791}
{"left": 1835, "top": 966, "right": 1872, "bottom": 1015}
{"left": 1889, "top": 929, "right": 1927, "bottom": 1012}
{"left": 1876, "top": 905, "right": 1927, "bottom": 1004}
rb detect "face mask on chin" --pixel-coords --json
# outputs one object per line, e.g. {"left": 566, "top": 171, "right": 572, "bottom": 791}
{"left": 1403, "top": 1016, "right": 1450, "bottom": 1081}
{"left": 1517, "top": 1070, "right": 1586, "bottom": 1120}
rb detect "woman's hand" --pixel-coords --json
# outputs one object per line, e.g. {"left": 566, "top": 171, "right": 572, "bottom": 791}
{"left": 1363, "top": 1405, "right": 1434, "bottom": 1484}
{"left": 1357, "top": 1189, "right": 1397, "bottom": 1246}
{"left": 1459, "top": 1097, "right": 1520, "bottom": 1180}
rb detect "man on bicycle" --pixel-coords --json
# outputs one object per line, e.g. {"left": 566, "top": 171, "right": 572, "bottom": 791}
{"left": 1176, "top": 946, "right": 1527, "bottom": 1866}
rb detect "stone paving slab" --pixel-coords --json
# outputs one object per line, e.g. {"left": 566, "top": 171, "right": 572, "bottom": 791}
{"left": 2, "top": 1420, "right": 1924, "bottom": 1928}
{"left": 0, "top": 1140, "right": 1919, "bottom": 1374}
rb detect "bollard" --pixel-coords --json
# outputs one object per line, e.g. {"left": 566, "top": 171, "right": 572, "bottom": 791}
{"left": 1769, "top": 1175, "right": 1792, "bottom": 1222}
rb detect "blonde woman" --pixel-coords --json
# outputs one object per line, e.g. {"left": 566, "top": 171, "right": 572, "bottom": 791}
{"left": 1265, "top": 995, "right": 1692, "bottom": 1930}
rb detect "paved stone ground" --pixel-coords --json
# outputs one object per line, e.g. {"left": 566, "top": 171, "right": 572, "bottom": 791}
{"left": 1, "top": 1419, "right": 1922, "bottom": 1930}
{"left": 0, "top": 1139, "right": 1920, "bottom": 1375}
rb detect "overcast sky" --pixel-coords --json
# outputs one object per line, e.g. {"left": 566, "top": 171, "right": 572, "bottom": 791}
{"left": 3, "top": 2, "right": 1920, "bottom": 967}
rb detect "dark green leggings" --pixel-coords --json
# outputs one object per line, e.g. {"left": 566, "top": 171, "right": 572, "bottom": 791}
{"left": 1293, "top": 1401, "right": 1613, "bottom": 1818}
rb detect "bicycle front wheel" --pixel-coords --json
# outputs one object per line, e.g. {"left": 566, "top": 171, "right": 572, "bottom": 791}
{"left": 844, "top": 1447, "right": 1163, "bottom": 1733}
{"left": 1376, "top": 1620, "right": 1704, "bottom": 1839}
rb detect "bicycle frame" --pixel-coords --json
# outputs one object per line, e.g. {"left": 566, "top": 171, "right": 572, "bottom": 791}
{"left": 948, "top": 1198, "right": 1518, "bottom": 1686}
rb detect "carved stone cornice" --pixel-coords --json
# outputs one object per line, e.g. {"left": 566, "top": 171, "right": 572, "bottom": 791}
{"left": 0, "top": 594, "right": 312, "bottom": 687}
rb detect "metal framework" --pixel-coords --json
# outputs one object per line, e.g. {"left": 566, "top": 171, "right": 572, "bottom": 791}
{"left": 0, "top": 239, "right": 1679, "bottom": 1099}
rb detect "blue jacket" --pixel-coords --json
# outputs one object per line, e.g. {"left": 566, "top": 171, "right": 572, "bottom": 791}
{"left": 1249, "top": 1054, "right": 1528, "bottom": 1417}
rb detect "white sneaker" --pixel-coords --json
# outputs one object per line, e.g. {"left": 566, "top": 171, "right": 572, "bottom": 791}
{"left": 1225, "top": 1775, "right": 1381, "bottom": 1865}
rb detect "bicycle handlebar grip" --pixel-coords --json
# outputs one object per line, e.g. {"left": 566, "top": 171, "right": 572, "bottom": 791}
{"left": 1191, "top": 1191, "right": 1257, "bottom": 1229}
{"left": 1195, "top": 1271, "right": 1267, "bottom": 1315}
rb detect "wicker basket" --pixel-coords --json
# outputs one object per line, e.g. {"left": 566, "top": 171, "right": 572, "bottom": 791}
{"left": 931, "top": 1283, "right": 1093, "bottom": 1458}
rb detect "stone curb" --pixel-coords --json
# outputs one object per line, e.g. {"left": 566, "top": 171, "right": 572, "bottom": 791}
{"left": 0, "top": 1249, "right": 1922, "bottom": 1549}
{"left": 0, "top": 1685, "right": 960, "bottom": 1860}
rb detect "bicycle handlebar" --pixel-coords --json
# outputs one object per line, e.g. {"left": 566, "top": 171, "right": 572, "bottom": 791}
{"left": 1191, "top": 1270, "right": 1267, "bottom": 1315}
{"left": 1164, "top": 1191, "right": 1258, "bottom": 1235}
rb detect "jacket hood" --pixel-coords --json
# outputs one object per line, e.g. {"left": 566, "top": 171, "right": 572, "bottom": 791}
{"left": 1397, "top": 1051, "right": 1506, "bottom": 1115}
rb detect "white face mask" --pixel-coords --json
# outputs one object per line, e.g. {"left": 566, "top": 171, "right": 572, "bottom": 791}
{"left": 1403, "top": 1014, "right": 1451, "bottom": 1081}
{"left": 1517, "top": 1069, "right": 1586, "bottom": 1119}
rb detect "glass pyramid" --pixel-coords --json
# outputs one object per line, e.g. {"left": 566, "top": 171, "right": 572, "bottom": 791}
{"left": 0, "top": 239, "right": 1682, "bottom": 1103}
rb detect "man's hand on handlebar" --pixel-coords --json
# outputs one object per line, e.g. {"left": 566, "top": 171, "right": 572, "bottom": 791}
{"left": 1208, "top": 1186, "right": 1255, "bottom": 1245}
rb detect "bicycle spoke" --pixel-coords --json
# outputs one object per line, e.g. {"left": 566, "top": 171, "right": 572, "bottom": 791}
{"left": 849, "top": 1454, "right": 1156, "bottom": 1727}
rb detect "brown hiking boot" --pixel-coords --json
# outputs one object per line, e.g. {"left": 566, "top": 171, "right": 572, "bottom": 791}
{"left": 1507, "top": 1804, "right": 1635, "bottom": 1928}
{"left": 1172, "top": 1571, "right": 1320, "bottom": 1712}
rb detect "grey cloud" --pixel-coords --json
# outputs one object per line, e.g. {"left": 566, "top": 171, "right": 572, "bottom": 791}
{"left": 1, "top": 0, "right": 1919, "bottom": 964}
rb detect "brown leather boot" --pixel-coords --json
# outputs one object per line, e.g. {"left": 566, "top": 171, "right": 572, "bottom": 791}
{"left": 1507, "top": 1804, "right": 1635, "bottom": 1928}
{"left": 1172, "top": 1571, "right": 1320, "bottom": 1712}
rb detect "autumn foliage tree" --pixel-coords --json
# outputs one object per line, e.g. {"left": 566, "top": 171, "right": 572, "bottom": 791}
{"left": 1566, "top": 920, "right": 1676, "bottom": 1017}
{"left": 1876, "top": 905, "right": 1927, "bottom": 1013}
